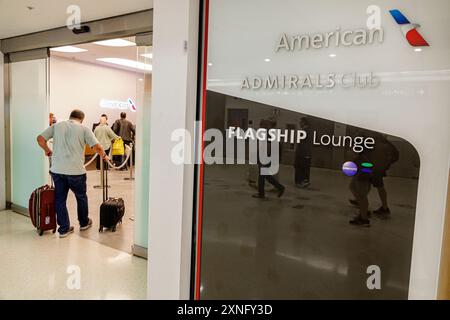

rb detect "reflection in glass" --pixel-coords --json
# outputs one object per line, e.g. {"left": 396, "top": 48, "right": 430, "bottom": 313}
{"left": 199, "top": 92, "right": 419, "bottom": 299}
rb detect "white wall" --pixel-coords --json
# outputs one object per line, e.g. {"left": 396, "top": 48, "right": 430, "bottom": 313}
{"left": 148, "top": 0, "right": 199, "bottom": 299}
{"left": 0, "top": 50, "right": 5, "bottom": 210}
{"left": 0, "top": 0, "right": 153, "bottom": 39}
{"left": 50, "top": 56, "right": 137, "bottom": 129}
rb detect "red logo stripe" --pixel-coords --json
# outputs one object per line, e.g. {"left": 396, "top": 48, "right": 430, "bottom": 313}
{"left": 406, "top": 29, "right": 429, "bottom": 47}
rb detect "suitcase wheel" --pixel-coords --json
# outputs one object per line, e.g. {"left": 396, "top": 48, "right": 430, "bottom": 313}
{"left": 99, "top": 226, "right": 103, "bottom": 233}
{"left": 112, "top": 226, "right": 116, "bottom": 232}
{"left": 38, "top": 229, "right": 44, "bottom": 236}
{"left": 52, "top": 228, "right": 56, "bottom": 234}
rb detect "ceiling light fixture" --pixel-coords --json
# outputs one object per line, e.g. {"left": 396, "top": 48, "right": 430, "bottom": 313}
{"left": 329, "top": 53, "right": 337, "bottom": 58}
{"left": 97, "top": 58, "right": 152, "bottom": 71}
{"left": 50, "top": 46, "right": 88, "bottom": 53}
{"left": 414, "top": 48, "right": 423, "bottom": 52}
{"left": 264, "top": 58, "right": 271, "bottom": 62}
{"left": 94, "top": 39, "right": 136, "bottom": 47}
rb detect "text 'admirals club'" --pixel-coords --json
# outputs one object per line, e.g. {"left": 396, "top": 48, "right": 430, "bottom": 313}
{"left": 228, "top": 127, "right": 375, "bottom": 153}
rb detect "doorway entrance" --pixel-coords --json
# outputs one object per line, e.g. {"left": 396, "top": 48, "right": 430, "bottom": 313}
{"left": 48, "top": 36, "right": 151, "bottom": 254}
{"left": 3, "top": 11, "right": 152, "bottom": 259}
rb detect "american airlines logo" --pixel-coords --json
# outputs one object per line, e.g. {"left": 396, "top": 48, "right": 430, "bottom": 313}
{"left": 100, "top": 98, "right": 137, "bottom": 112}
{"left": 389, "top": 9, "right": 429, "bottom": 47}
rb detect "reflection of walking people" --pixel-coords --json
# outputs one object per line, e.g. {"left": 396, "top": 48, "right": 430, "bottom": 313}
{"left": 349, "top": 133, "right": 400, "bottom": 226}
{"left": 294, "top": 117, "right": 312, "bottom": 188}
{"left": 349, "top": 150, "right": 372, "bottom": 227}
{"left": 252, "top": 120, "right": 285, "bottom": 199}
{"left": 254, "top": 166, "right": 285, "bottom": 199}
{"left": 372, "top": 136, "right": 399, "bottom": 217}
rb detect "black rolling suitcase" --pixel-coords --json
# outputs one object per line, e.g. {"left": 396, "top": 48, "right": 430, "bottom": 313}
{"left": 99, "top": 159, "right": 125, "bottom": 232}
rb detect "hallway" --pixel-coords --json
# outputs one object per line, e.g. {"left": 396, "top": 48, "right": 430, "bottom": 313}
{"left": 0, "top": 211, "right": 147, "bottom": 300}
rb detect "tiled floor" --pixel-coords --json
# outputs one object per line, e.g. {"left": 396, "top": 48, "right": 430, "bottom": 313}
{"left": 0, "top": 210, "right": 147, "bottom": 300}
{"left": 67, "top": 168, "right": 135, "bottom": 253}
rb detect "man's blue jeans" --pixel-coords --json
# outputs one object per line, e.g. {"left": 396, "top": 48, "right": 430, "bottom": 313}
{"left": 51, "top": 173, "right": 89, "bottom": 233}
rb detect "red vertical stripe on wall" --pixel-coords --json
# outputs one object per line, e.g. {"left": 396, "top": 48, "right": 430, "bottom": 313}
{"left": 195, "top": 0, "right": 210, "bottom": 300}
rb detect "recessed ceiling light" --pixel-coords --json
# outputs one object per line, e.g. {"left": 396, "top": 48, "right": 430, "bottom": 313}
{"left": 208, "top": 62, "right": 213, "bottom": 66}
{"left": 97, "top": 58, "right": 152, "bottom": 71}
{"left": 264, "top": 58, "right": 271, "bottom": 62}
{"left": 94, "top": 39, "right": 136, "bottom": 47}
{"left": 414, "top": 48, "right": 422, "bottom": 52}
{"left": 50, "top": 46, "right": 88, "bottom": 53}
{"left": 329, "top": 53, "right": 337, "bottom": 58}
{"left": 140, "top": 53, "right": 153, "bottom": 59}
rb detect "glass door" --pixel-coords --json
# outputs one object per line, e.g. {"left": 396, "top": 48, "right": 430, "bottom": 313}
{"left": 9, "top": 49, "right": 49, "bottom": 212}
{"left": 133, "top": 43, "right": 152, "bottom": 256}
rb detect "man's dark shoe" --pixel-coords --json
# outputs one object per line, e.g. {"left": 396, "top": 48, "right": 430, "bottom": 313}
{"left": 349, "top": 199, "right": 359, "bottom": 207}
{"left": 298, "top": 181, "right": 311, "bottom": 188}
{"left": 374, "top": 206, "right": 391, "bottom": 217}
{"left": 277, "top": 187, "right": 285, "bottom": 198}
{"left": 80, "top": 218, "right": 93, "bottom": 231}
{"left": 59, "top": 226, "right": 75, "bottom": 238}
{"left": 349, "top": 216, "right": 370, "bottom": 227}
{"left": 252, "top": 194, "right": 266, "bottom": 199}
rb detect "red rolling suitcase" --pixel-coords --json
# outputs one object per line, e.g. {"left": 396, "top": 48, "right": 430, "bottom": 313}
{"left": 28, "top": 185, "right": 57, "bottom": 236}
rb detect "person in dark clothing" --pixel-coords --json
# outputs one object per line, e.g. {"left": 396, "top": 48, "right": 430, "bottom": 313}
{"left": 372, "top": 136, "right": 399, "bottom": 217}
{"left": 349, "top": 149, "right": 373, "bottom": 227}
{"left": 294, "top": 117, "right": 313, "bottom": 188}
{"left": 112, "top": 112, "right": 136, "bottom": 169}
{"left": 112, "top": 112, "right": 135, "bottom": 142}
{"left": 349, "top": 134, "right": 400, "bottom": 219}
{"left": 252, "top": 119, "right": 285, "bottom": 199}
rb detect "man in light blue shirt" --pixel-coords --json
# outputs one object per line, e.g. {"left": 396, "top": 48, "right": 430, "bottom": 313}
{"left": 37, "top": 109, "right": 109, "bottom": 238}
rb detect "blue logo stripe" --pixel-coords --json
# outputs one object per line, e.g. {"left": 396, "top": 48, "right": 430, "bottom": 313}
{"left": 389, "top": 9, "right": 410, "bottom": 25}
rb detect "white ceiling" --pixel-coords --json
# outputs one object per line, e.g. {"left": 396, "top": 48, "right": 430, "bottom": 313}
{"left": 0, "top": 0, "right": 153, "bottom": 39}
{"left": 50, "top": 37, "right": 152, "bottom": 73}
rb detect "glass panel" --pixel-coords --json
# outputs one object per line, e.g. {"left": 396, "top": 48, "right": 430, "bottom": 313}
{"left": 10, "top": 59, "right": 49, "bottom": 208}
{"left": 195, "top": 0, "right": 436, "bottom": 299}
{"left": 134, "top": 46, "right": 152, "bottom": 249}
{"left": 199, "top": 91, "right": 420, "bottom": 299}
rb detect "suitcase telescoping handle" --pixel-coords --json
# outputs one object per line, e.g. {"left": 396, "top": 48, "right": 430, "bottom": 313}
{"left": 49, "top": 156, "right": 54, "bottom": 188}
{"left": 101, "top": 158, "right": 108, "bottom": 202}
